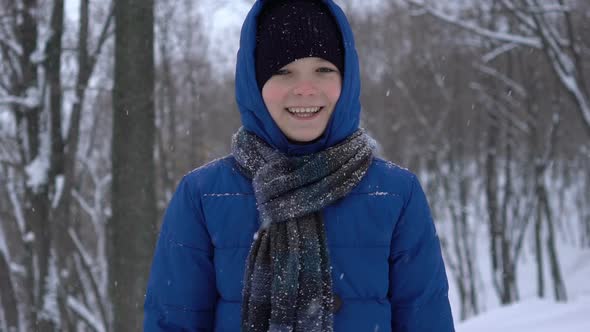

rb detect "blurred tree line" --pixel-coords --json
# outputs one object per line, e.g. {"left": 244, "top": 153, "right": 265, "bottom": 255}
{"left": 0, "top": 0, "right": 588, "bottom": 330}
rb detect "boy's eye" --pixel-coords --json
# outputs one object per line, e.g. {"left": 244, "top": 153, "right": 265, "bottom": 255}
{"left": 274, "top": 69, "right": 290, "bottom": 75}
{"left": 317, "top": 67, "right": 337, "bottom": 73}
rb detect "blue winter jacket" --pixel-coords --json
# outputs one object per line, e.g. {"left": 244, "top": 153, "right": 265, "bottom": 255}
{"left": 144, "top": 0, "right": 454, "bottom": 331}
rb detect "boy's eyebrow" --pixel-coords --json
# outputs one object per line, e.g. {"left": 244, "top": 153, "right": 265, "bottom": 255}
{"left": 315, "top": 59, "right": 339, "bottom": 67}
{"left": 280, "top": 57, "right": 337, "bottom": 69}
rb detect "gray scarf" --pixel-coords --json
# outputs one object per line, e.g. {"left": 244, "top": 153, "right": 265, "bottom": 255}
{"left": 231, "top": 127, "right": 373, "bottom": 332}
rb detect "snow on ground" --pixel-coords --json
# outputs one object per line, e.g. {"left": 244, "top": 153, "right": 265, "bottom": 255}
{"left": 448, "top": 231, "right": 590, "bottom": 331}
{"left": 456, "top": 295, "right": 590, "bottom": 332}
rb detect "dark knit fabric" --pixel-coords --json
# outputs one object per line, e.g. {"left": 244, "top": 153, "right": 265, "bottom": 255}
{"left": 231, "top": 128, "right": 373, "bottom": 332}
{"left": 255, "top": 0, "right": 345, "bottom": 89}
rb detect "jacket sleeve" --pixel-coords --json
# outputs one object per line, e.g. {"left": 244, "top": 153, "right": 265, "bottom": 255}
{"left": 144, "top": 175, "right": 217, "bottom": 331}
{"left": 389, "top": 175, "right": 455, "bottom": 332}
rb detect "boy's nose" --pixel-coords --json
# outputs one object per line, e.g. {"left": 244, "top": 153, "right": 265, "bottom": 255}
{"left": 292, "top": 81, "right": 318, "bottom": 96}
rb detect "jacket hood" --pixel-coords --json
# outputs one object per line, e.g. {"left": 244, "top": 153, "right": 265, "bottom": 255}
{"left": 235, "top": 0, "right": 361, "bottom": 156}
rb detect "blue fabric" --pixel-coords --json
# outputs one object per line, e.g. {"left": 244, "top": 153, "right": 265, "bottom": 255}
{"left": 235, "top": 0, "right": 361, "bottom": 156}
{"left": 144, "top": 157, "right": 455, "bottom": 331}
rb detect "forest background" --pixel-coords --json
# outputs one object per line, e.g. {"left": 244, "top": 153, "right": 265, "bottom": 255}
{"left": 0, "top": 0, "right": 589, "bottom": 331}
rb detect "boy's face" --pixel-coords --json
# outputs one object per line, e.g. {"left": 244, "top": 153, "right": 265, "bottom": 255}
{"left": 261, "top": 57, "right": 342, "bottom": 143}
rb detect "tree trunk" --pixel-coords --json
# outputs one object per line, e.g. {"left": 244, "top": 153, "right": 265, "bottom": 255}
{"left": 38, "top": 2, "right": 65, "bottom": 330}
{"left": 15, "top": 0, "right": 55, "bottom": 328}
{"left": 156, "top": 26, "right": 178, "bottom": 199}
{"left": 110, "top": 0, "right": 157, "bottom": 330}
{"left": 534, "top": 182, "right": 545, "bottom": 298}
{"left": 500, "top": 136, "right": 518, "bottom": 303}
{"left": 485, "top": 117, "right": 503, "bottom": 301}
{"left": 459, "top": 171, "right": 479, "bottom": 317}
{"left": 539, "top": 182, "right": 567, "bottom": 302}
{"left": 583, "top": 163, "right": 590, "bottom": 247}
{"left": 0, "top": 252, "right": 19, "bottom": 331}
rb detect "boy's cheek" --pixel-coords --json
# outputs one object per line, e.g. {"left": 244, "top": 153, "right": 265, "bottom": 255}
{"left": 262, "top": 86, "right": 286, "bottom": 107}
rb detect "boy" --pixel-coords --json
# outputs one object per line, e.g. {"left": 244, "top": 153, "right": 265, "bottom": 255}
{"left": 144, "top": 1, "right": 455, "bottom": 331}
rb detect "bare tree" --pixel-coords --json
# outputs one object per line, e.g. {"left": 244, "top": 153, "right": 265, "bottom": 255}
{"left": 0, "top": 0, "right": 114, "bottom": 329}
{"left": 403, "top": 0, "right": 578, "bottom": 304}
{"left": 110, "top": 0, "right": 156, "bottom": 330}
{"left": 405, "top": 0, "right": 590, "bottom": 138}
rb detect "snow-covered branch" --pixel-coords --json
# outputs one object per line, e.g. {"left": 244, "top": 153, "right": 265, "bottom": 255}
{"left": 404, "top": 0, "right": 590, "bottom": 137}
{"left": 71, "top": 154, "right": 111, "bottom": 325}
{"left": 68, "top": 227, "right": 109, "bottom": 332}
{"left": 0, "top": 37, "right": 23, "bottom": 56}
{"left": 72, "top": 189, "right": 94, "bottom": 221}
{"left": 0, "top": 87, "right": 42, "bottom": 109}
{"left": 74, "top": 155, "right": 112, "bottom": 227}
{"left": 6, "top": 168, "right": 25, "bottom": 237}
{"left": 499, "top": 0, "right": 537, "bottom": 31}
{"left": 51, "top": 175, "right": 64, "bottom": 209}
{"left": 39, "top": 253, "right": 60, "bottom": 327}
{"left": 474, "top": 64, "right": 527, "bottom": 98}
{"left": 67, "top": 296, "right": 106, "bottom": 332}
{"left": 509, "top": 2, "right": 570, "bottom": 15}
{"left": 0, "top": 220, "right": 10, "bottom": 259}
{"left": 481, "top": 43, "right": 519, "bottom": 63}
{"left": 24, "top": 131, "right": 50, "bottom": 192}
{"left": 405, "top": 0, "right": 542, "bottom": 48}
{"left": 89, "top": 2, "right": 114, "bottom": 69}
{"left": 68, "top": 228, "right": 93, "bottom": 268}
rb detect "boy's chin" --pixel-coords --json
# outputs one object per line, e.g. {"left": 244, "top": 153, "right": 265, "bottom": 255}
{"left": 284, "top": 130, "right": 325, "bottom": 145}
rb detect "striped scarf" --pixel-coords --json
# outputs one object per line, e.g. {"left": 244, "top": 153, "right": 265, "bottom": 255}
{"left": 231, "top": 127, "right": 373, "bottom": 332}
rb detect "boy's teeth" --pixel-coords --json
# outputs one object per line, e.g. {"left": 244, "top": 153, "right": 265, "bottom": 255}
{"left": 288, "top": 107, "right": 321, "bottom": 114}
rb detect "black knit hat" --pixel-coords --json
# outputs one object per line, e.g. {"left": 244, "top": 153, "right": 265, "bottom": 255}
{"left": 255, "top": 0, "right": 345, "bottom": 90}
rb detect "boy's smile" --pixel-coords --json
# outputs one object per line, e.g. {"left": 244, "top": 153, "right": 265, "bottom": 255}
{"left": 261, "top": 57, "right": 342, "bottom": 143}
